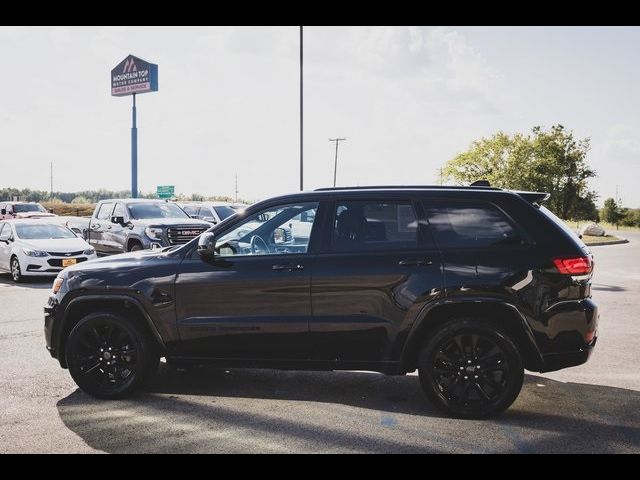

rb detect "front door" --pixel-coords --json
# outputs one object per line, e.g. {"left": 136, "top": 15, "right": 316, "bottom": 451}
{"left": 103, "top": 202, "right": 128, "bottom": 255}
{"left": 174, "top": 201, "right": 320, "bottom": 360}
{"left": 310, "top": 199, "right": 443, "bottom": 363}
{"left": 0, "top": 223, "right": 12, "bottom": 270}
{"left": 89, "top": 202, "right": 114, "bottom": 255}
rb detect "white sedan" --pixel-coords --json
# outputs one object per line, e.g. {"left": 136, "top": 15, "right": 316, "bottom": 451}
{"left": 0, "top": 220, "right": 97, "bottom": 282}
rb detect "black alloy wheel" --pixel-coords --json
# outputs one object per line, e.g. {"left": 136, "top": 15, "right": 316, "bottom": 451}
{"left": 66, "top": 313, "right": 159, "bottom": 399}
{"left": 418, "top": 319, "right": 524, "bottom": 418}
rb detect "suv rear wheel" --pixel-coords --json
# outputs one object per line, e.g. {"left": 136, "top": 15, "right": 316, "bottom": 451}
{"left": 66, "top": 313, "right": 159, "bottom": 399}
{"left": 418, "top": 318, "right": 524, "bottom": 418}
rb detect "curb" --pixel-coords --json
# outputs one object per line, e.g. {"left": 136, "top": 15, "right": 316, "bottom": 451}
{"left": 585, "top": 237, "right": 629, "bottom": 247}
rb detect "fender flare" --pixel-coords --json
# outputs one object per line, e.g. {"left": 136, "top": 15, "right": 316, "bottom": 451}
{"left": 55, "top": 294, "right": 165, "bottom": 361}
{"left": 399, "top": 296, "right": 543, "bottom": 371}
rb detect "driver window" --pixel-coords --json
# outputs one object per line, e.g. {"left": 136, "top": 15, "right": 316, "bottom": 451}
{"left": 215, "top": 202, "right": 319, "bottom": 257}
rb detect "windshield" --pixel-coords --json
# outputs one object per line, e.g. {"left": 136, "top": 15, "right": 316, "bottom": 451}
{"left": 14, "top": 203, "right": 46, "bottom": 213}
{"left": 128, "top": 203, "right": 189, "bottom": 220}
{"left": 213, "top": 206, "right": 236, "bottom": 220}
{"left": 15, "top": 224, "right": 76, "bottom": 240}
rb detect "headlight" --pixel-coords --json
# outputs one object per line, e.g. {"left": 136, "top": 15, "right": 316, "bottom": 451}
{"left": 145, "top": 227, "right": 164, "bottom": 240}
{"left": 83, "top": 248, "right": 95, "bottom": 256}
{"left": 23, "top": 248, "right": 48, "bottom": 257}
{"left": 52, "top": 277, "right": 64, "bottom": 294}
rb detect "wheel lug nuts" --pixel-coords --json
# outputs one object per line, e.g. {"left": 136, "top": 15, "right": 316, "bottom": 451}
{"left": 459, "top": 367, "right": 464, "bottom": 370}
{"left": 467, "top": 360, "right": 471, "bottom": 364}
{"left": 474, "top": 375, "right": 478, "bottom": 379}
{"left": 464, "top": 376, "right": 468, "bottom": 380}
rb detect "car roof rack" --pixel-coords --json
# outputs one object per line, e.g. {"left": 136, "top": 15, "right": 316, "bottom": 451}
{"left": 314, "top": 184, "right": 501, "bottom": 192}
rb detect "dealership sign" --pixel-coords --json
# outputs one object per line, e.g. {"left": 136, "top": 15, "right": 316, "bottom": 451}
{"left": 111, "top": 54, "right": 158, "bottom": 97}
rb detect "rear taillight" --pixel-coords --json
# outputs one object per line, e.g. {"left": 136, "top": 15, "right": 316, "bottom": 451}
{"left": 553, "top": 256, "right": 593, "bottom": 275}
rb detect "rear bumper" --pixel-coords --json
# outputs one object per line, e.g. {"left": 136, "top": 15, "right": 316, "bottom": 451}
{"left": 540, "top": 339, "right": 596, "bottom": 372}
{"left": 537, "top": 298, "right": 598, "bottom": 372}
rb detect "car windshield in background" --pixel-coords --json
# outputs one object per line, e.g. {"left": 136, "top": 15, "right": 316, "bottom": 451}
{"left": 14, "top": 204, "right": 46, "bottom": 213}
{"left": 15, "top": 224, "right": 76, "bottom": 240}
{"left": 213, "top": 206, "right": 236, "bottom": 220}
{"left": 128, "top": 203, "right": 189, "bottom": 220}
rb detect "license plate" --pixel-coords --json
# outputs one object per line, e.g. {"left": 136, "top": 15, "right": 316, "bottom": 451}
{"left": 62, "top": 258, "right": 77, "bottom": 267}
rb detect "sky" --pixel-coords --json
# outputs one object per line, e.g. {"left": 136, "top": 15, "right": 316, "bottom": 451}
{"left": 1, "top": 26, "right": 639, "bottom": 206}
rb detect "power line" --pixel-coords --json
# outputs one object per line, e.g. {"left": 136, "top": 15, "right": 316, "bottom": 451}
{"left": 329, "top": 138, "right": 347, "bottom": 187}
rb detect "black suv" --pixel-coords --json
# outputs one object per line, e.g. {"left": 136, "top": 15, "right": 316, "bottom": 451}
{"left": 44, "top": 186, "right": 598, "bottom": 418}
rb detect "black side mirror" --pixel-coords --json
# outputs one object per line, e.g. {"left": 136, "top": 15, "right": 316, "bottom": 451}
{"left": 111, "top": 216, "right": 125, "bottom": 225}
{"left": 0, "top": 209, "right": 5, "bottom": 215}
{"left": 197, "top": 232, "right": 217, "bottom": 258}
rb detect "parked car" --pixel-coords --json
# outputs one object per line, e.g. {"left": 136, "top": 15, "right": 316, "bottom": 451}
{"left": 179, "top": 201, "right": 248, "bottom": 225}
{"left": 44, "top": 185, "right": 598, "bottom": 418}
{"left": 0, "top": 201, "right": 57, "bottom": 220}
{"left": 69, "top": 199, "right": 211, "bottom": 256}
{"left": 0, "top": 220, "right": 96, "bottom": 282}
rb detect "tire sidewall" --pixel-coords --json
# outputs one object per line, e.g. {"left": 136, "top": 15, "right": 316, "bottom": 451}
{"left": 10, "top": 256, "right": 22, "bottom": 282}
{"left": 418, "top": 319, "right": 524, "bottom": 419}
{"left": 129, "top": 243, "right": 143, "bottom": 252}
{"left": 66, "top": 313, "right": 157, "bottom": 399}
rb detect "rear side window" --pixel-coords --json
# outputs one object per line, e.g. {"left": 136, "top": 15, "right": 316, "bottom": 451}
{"left": 331, "top": 200, "right": 419, "bottom": 252}
{"left": 96, "top": 203, "right": 114, "bottom": 220}
{"left": 424, "top": 201, "right": 521, "bottom": 248}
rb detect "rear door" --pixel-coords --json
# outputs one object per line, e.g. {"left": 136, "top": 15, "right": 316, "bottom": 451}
{"left": 310, "top": 197, "right": 443, "bottom": 363}
{"left": 422, "top": 198, "right": 534, "bottom": 303}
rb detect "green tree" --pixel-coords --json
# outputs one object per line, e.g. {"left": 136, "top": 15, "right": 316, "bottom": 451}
{"left": 443, "top": 125, "right": 597, "bottom": 219}
{"left": 601, "top": 198, "right": 624, "bottom": 225}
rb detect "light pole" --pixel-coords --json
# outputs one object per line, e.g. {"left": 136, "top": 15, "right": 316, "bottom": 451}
{"left": 299, "top": 26, "right": 304, "bottom": 191}
{"left": 329, "top": 138, "right": 346, "bottom": 187}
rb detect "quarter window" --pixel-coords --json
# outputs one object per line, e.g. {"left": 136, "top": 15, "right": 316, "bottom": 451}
{"left": 331, "top": 201, "right": 419, "bottom": 252}
{"left": 424, "top": 201, "right": 521, "bottom": 248}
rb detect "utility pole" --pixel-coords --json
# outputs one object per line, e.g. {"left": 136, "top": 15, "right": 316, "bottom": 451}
{"left": 235, "top": 173, "right": 239, "bottom": 203}
{"left": 299, "top": 26, "right": 304, "bottom": 191}
{"left": 329, "top": 138, "right": 346, "bottom": 187}
{"left": 50, "top": 161, "right": 53, "bottom": 198}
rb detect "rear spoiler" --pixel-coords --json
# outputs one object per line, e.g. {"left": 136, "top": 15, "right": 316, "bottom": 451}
{"left": 514, "top": 190, "right": 550, "bottom": 204}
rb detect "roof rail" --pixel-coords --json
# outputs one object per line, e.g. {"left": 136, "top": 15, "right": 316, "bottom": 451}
{"left": 314, "top": 185, "right": 502, "bottom": 192}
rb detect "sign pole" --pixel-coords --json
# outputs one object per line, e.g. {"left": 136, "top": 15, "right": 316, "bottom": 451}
{"left": 131, "top": 93, "right": 138, "bottom": 198}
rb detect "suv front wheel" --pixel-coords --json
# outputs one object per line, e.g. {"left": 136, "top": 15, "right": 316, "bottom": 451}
{"left": 418, "top": 319, "right": 524, "bottom": 418}
{"left": 66, "top": 312, "right": 159, "bottom": 399}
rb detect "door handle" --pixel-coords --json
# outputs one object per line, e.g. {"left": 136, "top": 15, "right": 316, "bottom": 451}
{"left": 272, "top": 264, "right": 304, "bottom": 272}
{"left": 91, "top": 224, "right": 100, "bottom": 230}
{"left": 398, "top": 259, "right": 433, "bottom": 267}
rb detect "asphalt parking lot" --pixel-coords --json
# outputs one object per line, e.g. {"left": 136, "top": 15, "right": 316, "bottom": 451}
{"left": 1, "top": 233, "right": 639, "bottom": 453}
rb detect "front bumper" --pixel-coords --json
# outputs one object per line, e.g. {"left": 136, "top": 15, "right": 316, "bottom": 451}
{"left": 20, "top": 252, "right": 96, "bottom": 276}
{"left": 44, "top": 297, "right": 58, "bottom": 358}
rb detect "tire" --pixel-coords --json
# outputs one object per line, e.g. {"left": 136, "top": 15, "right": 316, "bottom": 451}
{"left": 65, "top": 312, "right": 160, "bottom": 399}
{"left": 418, "top": 318, "right": 524, "bottom": 419}
{"left": 10, "top": 256, "right": 22, "bottom": 283}
{"left": 129, "top": 242, "right": 143, "bottom": 252}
